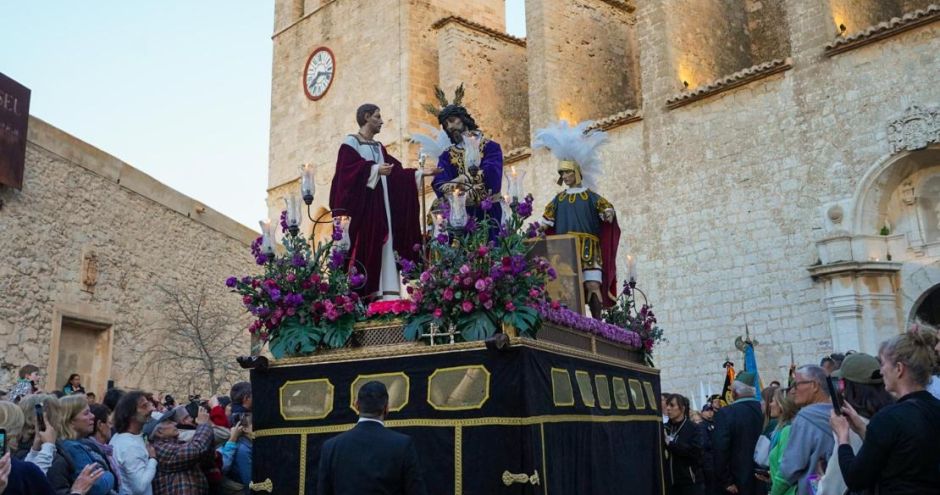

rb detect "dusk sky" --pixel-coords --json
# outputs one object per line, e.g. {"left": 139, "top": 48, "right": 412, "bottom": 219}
{"left": 1, "top": 1, "right": 526, "bottom": 229}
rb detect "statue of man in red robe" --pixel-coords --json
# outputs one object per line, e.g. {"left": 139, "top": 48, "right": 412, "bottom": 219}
{"left": 329, "top": 104, "right": 440, "bottom": 300}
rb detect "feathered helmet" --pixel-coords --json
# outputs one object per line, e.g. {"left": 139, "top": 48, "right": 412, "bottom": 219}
{"left": 533, "top": 120, "right": 608, "bottom": 190}
{"left": 424, "top": 84, "right": 478, "bottom": 131}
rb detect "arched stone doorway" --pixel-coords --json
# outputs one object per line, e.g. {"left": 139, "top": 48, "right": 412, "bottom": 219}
{"left": 810, "top": 105, "right": 940, "bottom": 353}
{"left": 912, "top": 283, "right": 940, "bottom": 327}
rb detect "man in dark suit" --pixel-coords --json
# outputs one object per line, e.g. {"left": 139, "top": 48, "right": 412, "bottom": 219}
{"left": 711, "top": 371, "right": 764, "bottom": 495}
{"left": 317, "top": 381, "right": 428, "bottom": 495}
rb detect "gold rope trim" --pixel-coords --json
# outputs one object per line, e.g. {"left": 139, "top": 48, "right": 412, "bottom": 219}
{"left": 454, "top": 425, "right": 463, "bottom": 495}
{"left": 540, "top": 424, "right": 548, "bottom": 495}
{"left": 298, "top": 434, "right": 307, "bottom": 495}
{"left": 255, "top": 413, "right": 661, "bottom": 438}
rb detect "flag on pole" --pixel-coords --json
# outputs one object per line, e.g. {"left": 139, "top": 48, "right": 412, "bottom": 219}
{"left": 720, "top": 359, "right": 736, "bottom": 406}
{"left": 743, "top": 339, "right": 762, "bottom": 401}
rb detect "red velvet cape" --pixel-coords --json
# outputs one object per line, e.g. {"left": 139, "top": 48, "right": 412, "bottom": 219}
{"left": 329, "top": 143, "right": 421, "bottom": 297}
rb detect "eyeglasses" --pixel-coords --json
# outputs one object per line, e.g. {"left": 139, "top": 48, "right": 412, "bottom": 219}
{"left": 784, "top": 380, "right": 815, "bottom": 393}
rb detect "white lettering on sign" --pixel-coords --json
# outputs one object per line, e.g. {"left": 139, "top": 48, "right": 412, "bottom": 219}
{"left": 0, "top": 90, "right": 21, "bottom": 116}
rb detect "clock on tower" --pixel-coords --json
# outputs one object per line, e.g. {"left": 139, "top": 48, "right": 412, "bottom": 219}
{"left": 303, "top": 47, "right": 335, "bottom": 101}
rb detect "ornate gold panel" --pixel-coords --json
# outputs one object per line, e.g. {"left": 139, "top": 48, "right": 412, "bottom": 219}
{"left": 594, "top": 375, "right": 612, "bottom": 409}
{"left": 279, "top": 379, "right": 334, "bottom": 420}
{"left": 628, "top": 379, "right": 646, "bottom": 410}
{"left": 612, "top": 377, "right": 631, "bottom": 410}
{"left": 551, "top": 368, "right": 575, "bottom": 407}
{"left": 427, "top": 365, "right": 490, "bottom": 411}
{"left": 350, "top": 372, "right": 410, "bottom": 414}
{"left": 643, "top": 381, "right": 658, "bottom": 411}
{"left": 575, "top": 370, "right": 596, "bottom": 407}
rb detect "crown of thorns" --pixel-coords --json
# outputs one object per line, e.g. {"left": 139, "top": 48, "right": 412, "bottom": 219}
{"left": 423, "top": 84, "right": 465, "bottom": 118}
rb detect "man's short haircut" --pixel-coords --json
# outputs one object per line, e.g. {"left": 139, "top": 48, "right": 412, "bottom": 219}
{"left": 18, "top": 364, "right": 39, "bottom": 379}
{"left": 797, "top": 365, "right": 828, "bottom": 388}
{"left": 820, "top": 356, "right": 835, "bottom": 366}
{"left": 113, "top": 390, "right": 147, "bottom": 433}
{"left": 732, "top": 381, "right": 756, "bottom": 397}
{"left": 86, "top": 392, "right": 96, "bottom": 399}
{"left": 103, "top": 388, "right": 125, "bottom": 412}
{"left": 357, "top": 381, "right": 389, "bottom": 417}
{"left": 230, "top": 381, "right": 252, "bottom": 405}
{"left": 356, "top": 104, "right": 379, "bottom": 126}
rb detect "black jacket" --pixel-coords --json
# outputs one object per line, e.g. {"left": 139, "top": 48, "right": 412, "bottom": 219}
{"left": 664, "top": 417, "right": 705, "bottom": 487}
{"left": 712, "top": 398, "right": 763, "bottom": 495}
{"left": 838, "top": 390, "right": 940, "bottom": 494}
{"left": 317, "top": 420, "right": 428, "bottom": 495}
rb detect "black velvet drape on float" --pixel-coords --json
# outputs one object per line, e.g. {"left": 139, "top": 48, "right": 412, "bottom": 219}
{"left": 251, "top": 343, "right": 664, "bottom": 495}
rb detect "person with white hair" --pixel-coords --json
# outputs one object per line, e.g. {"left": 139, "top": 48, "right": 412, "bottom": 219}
{"left": 711, "top": 372, "right": 764, "bottom": 495}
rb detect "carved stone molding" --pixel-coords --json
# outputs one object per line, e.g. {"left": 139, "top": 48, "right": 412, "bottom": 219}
{"left": 888, "top": 105, "right": 940, "bottom": 154}
{"left": 81, "top": 248, "right": 99, "bottom": 293}
{"left": 431, "top": 16, "right": 526, "bottom": 47}
{"left": 586, "top": 109, "right": 641, "bottom": 132}
{"left": 504, "top": 147, "right": 532, "bottom": 164}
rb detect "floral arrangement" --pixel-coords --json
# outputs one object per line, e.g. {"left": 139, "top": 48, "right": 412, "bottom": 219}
{"left": 537, "top": 301, "right": 642, "bottom": 348}
{"left": 226, "top": 213, "right": 365, "bottom": 358}
{"left": 602, "top": 281, "right": 666, "bottom": 365}
{"left": 365, "top": 300, "right": 417, "bottom": 320}
{"left": 401, "top": 195, "right": 556, "bottom": 342}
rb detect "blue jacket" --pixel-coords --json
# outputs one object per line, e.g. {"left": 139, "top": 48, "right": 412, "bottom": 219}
{"left": 219, "top": 437, "right": 252, "bottom": 485}
{"left": 60, "top": 439, "right": 118, "bottom": 495}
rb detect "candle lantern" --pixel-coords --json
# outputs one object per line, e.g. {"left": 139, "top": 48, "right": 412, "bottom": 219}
{"left": 448, "top": 190, "right": 468, "bottom": 228}
{"left": 259, "top": 219, "right": 277, "bottom": 257}
{"left": 300, "top": 163, "right": 316, "bottom": 205}
{"left": 283, "top": 194, "right": 304, "bottom": 237}
{"left": 507, "top": 165, "right": 526, "bottom": 200}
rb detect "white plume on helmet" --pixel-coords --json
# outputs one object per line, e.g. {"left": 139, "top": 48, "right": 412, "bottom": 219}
{"left": 532, "top": 120, "right": 608, "bottom": 191}
{"left": 410, "top": 123, "right": 451, "bottom": 160}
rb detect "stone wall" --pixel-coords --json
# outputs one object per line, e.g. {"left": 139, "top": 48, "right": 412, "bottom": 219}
{"left": 525, "top": 0, "right": 640, "bottom": 129}
{"left": 0, "top": 117, "right": 256, "bottom": 398}
{"left": 516, "top": 0, "right": 940, "bottom": 394}
{"left": 436, "top": 18, "right": 530, "bottom": 151}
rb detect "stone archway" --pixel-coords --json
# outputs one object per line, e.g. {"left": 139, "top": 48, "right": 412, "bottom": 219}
{"left": 911, "top": 282, "right": 940, "bottom": 328}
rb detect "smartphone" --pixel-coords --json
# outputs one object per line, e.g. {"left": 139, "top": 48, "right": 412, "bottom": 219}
{"left": 0, "top": 428, "right": 6, "bottom": 454}
{"left": 826, "top": 376, "right": 843, "bottom": 415}
{"left": 35, "top": 403, "right": 46, "bottom": 431}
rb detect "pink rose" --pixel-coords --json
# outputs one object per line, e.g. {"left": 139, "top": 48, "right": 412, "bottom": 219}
{"left": 459, "top": 264, "right": 470, "bottom": 275}
{"left": 433, "top": 308, "right": 443, "bottom": 318}
{"left": 475, "top": 279, "right": 486, "bottom": 291}
{"left": 504, "top": 301, "right": 516, "bottom": 312}
{"left": 443, "top": 288, "right": 454, "bottom": 301}
{"left": 461, "top": 301, "right": 474, "bottom": 313}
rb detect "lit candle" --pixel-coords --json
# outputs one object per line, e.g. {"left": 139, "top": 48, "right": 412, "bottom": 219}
{"left": 627, "top": 255, "right": 637, "bottom": 282}
{"left": 300, "top": 163, "right": 316, "bottom": 204}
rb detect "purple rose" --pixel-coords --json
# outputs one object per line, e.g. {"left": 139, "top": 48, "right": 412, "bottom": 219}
{"left": 225, "top": 276, "right": 238, "bottom": 288}
{"left": 481, "top": 196, "right": 493, "bottom": 212}
{"left": 291, "top": 254, "right": 305, "bottom": 267}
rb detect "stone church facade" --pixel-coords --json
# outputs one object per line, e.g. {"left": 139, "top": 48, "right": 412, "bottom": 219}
{"left": 267, "top": 0, "right": 940, "bottom": 393}
{"left": 0, "top": 117, "right": 256, "bottom": 398}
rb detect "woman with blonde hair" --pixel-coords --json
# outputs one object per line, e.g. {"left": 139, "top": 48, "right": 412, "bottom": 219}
{"left": 13, "top": 394, "right": 63, "bottom": 473}
{"left": 47, "top": 394, "right": 116, "bottom": 495}
{"left": 766, "top": 387, "right": 798, "bottom": 495}
{"left": 0, "top": 400, "right": 54, "bottom": 494}
{"left": 830, "top": 330, "right": 940, "bottom": 493}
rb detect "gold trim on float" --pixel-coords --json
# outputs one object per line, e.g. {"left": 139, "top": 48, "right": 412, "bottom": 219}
{"left": 278, "top": 378, "right": 335, "bottom": 421}
{"left": 550, "top": 368, "right": 575, "bottom": 407}
{"left": 298, "top": 434, "right": 307, "bottom": 494}
{"left": 612, "top": 377, "right": 631, "bottom": 410}
{"left": 454, "top": 425, "right": 463, "bottom": 495}
{"left": 575, "top": 370, "right": 596, "bottom": 407}
{"left": 643, "top": 381, "right": 658, "bottom": 411}
{"left": 540, "top": 423, "right": 548, "bottom": 495}
{"left": 595, "top": 375, "right": 612, "bottom": 410}
{"left": 267, "top": 337, "right": 659, "bottom": 374}
{"left": 427, "top": 365, "right": 491, "bottom": 411}
{"left": 254, "top": 413, "right": 662, "bottom": 438}
{"left": 628, "top": 379, "right": 646, "bottom": 410}
{"left": 350, "top": 372, "right": 410, "bottom": 414}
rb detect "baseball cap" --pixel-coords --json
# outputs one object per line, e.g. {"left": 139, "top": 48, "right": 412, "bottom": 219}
{"left": 831, "top": 353, "right": 882, "bottom": 384}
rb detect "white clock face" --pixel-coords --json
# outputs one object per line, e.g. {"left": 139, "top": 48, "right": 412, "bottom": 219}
{"left": 304, "top": 48, "right": 334, "bottom": 100}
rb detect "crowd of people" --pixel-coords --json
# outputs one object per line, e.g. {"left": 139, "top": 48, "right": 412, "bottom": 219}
{"left": 661, "top": 329, "right": 940, "bottom": 495}
{"left": 0, "top": 371, "right": 254, "bottom": 495}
